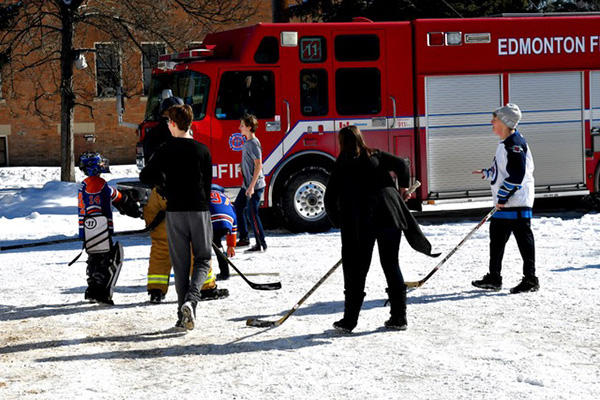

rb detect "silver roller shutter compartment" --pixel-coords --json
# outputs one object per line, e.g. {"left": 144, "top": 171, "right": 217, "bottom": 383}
{"left": 590, "top": 71, "right": 600, "bottom": 127}
{"left": 425, "top": 74, "right": 502, "bottom": 196}
{"left": 509, "top": 72, "right": 584, "bottom": 189}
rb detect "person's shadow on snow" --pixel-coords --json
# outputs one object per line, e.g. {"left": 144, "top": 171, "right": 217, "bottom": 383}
{"left": 31, "top": 328, "right": 382, "bottom": 363}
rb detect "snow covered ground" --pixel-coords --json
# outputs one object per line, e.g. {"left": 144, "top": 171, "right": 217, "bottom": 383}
{"left": 0, "top": 165, "right": 599, "bottom": 399}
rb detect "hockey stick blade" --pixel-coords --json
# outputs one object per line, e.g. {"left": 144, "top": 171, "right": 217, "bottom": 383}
{"left": 246, "top": 318, "right": 283, "bottom": 328}
{"left": 212, "top": 243, "right": 281, "bottom": 291}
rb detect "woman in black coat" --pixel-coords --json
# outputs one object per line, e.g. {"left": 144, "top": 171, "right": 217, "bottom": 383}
{"left": 324, "top": 125, "right": 437, "bottom": 333}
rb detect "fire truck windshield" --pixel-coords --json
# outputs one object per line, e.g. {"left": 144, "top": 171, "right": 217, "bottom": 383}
{"left": 144, "top": 71, "right": 210, "bottom": 121}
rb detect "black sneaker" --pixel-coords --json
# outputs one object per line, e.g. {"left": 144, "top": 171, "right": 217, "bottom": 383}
{"left": 216, "top": 273, "right": 230, "bottom": 281}
{"left": 200, "top": 288, "right": 230, "bottom": 301}
{"left": 149, "top": 289, "right": 165, "bottom": 304}
{"left": 384, "top": 317, "right": 408, "bottom": 331}
{"left": 472, "top": 273, "right": 502, "bottom": 290}
{"left": 236, "top": 238, "right": 250, "bottom": 247}
{"left": 333, "top": 319, "right": 356, "bottom": 333}
{"left": 510, "top": 276, "right": 540, "bottom": 294}
{"left": 247, "top": 243, "right": 266, "bottom": 252}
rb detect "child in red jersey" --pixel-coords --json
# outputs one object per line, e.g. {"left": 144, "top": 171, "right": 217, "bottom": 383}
{"left": 78, "top": 152, "right": 131, "bottom": 304}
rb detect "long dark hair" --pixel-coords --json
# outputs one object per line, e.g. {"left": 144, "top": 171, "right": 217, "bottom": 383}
{"left": 337, "top": 125, "right": 373, "bottom": 159}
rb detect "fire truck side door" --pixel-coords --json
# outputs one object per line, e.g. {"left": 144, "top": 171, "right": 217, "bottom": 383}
{"left": 210, "top": 68, "right": 282, "bottom": 189}
{"left": 331, "top": 30, "right": 389, "bottom": 151}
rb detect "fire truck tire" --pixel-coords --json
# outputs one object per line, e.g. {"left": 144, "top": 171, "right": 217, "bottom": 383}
{"left": 279, "top": 167, "right": 332, "bottom": 233}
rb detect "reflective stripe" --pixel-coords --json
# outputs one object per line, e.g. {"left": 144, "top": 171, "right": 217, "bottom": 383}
{"left": 203, "top": 269, "right": 215, "bottom": 286}
{"left": 148, "top": 275, "right": 170, "bottom": 284}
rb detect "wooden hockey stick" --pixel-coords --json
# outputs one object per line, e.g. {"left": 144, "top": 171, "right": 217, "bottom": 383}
{"left": 405, "top": 207, "right": 497, "bottom": 288}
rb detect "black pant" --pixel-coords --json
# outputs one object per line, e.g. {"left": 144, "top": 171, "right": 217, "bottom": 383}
{"left": 213, "top": 228, "right": 230, "bottom": 277}
{"left": 341, "top": 227, "right": 405, "bottom": 297}
{"left": 489, "top": 217, "right": 536, "bottom": 278}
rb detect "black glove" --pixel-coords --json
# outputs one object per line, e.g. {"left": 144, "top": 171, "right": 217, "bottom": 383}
{"left": 115, "top": 189, "right": 142, "bottom": 218}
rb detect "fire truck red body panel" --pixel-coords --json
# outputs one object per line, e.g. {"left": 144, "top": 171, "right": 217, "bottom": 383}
{"left": 140, "top": 16, "right": 600, "bottom": 232}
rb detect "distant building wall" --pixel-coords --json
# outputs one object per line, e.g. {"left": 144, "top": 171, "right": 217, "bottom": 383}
{"left": 0, "top": 0, "right": 273, "bottom": 166}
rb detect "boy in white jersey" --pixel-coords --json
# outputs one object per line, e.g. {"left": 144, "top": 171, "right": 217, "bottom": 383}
{"left": 472, "top": 103, "right": 539, "bottom": 294}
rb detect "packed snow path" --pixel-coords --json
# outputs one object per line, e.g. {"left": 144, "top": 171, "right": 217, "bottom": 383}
{"left": 0, "top": 166, "right": 598, "bottom": 399}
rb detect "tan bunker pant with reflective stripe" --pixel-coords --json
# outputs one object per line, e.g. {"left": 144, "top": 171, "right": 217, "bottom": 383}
{"left": 144, "top": 188, "right": 216, "bottom": 294}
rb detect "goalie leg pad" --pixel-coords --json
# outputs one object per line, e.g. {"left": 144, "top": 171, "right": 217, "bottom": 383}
{"left": 94, "top": 241, "right": 123, "bottom": 305}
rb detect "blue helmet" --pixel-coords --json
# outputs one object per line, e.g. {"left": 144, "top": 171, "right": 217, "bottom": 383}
{"left": 79, "top": 152, "right": 110, "bottom": 176}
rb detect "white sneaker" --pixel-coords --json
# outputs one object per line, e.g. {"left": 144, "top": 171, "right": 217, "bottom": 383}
{"left": 181, "top": 301, "right": 196, "bottom": 330}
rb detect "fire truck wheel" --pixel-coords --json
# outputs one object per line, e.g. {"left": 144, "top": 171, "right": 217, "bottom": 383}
{"left": 280, "top": 167, "right": 332, "bottom": 233}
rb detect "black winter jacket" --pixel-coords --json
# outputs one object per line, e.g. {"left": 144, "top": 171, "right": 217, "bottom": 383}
{"left": 324, "top": 150, "right": 438, "bottom": 257}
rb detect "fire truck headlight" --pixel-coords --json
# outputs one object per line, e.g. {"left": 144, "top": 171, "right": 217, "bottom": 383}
{"left": 446, "top": 32, "right": 462, "bottom": 46}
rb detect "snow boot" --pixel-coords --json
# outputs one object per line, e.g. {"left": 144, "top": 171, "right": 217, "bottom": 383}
{"left": 472, "top": 273, "right": 502, "bottom": 290}
{"left": 510, "top": 276, "right": 540, "bottom": 294}
{"left": 149, "top": 289, "right": 165, "bottom": 304}
{"left": 384, "top": 287, "right": 408, "bottom": 331}
{"left": 200, "top": 287, "right": 229, "bottom": 301}
{"left": 333, "top": 291, "right": 365, "bottom": 333}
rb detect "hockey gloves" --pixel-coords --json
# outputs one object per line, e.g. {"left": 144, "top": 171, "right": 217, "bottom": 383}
{"left": 114, "top": 189, "right": 142, "bottom": 218}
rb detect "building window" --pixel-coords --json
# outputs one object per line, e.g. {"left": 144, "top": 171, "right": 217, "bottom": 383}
{"left": 142, "top": 43, "right": 166, "bottom": 96}
{"left": 300, "top": 69, "right": 328, "bottom": 116}
{"left": 0, "top": 136, "right": 7, "bottom": 166}
{"left": 95, "top": 43, "right": 121, "bottom": 97}
{"left": 335, "top": 68, "right": 381, "bottom": 115}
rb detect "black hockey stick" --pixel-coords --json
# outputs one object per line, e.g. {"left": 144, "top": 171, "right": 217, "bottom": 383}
{"left": 246, "top": 181, "right": 421, "bottom": 328}
{"left": 212, "top": 243, "right": 281, "bottom": 291}
{"left": 405, "top": 207, "right": 497, "bottom": 288}
{"left": 0, "top": 211, "right": 165, "bottom": 252}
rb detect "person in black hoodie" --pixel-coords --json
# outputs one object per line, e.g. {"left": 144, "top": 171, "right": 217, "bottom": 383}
{"left": 324, "top": 125, "right": 438, "bottom": 333}
{"left": 140, "top": 104, "right": 212, "bottom": 331}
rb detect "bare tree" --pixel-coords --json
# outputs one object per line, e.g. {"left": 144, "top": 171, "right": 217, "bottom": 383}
{"left": 0, "top": 0, "right": 256, "bottom": 181}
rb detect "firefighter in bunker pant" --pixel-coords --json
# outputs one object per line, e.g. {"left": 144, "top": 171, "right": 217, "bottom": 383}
{"left": 145, "top": 188, "right": 224, "bottom": 303}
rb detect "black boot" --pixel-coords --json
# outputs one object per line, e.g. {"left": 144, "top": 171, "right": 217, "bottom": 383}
{"left": 510, "top": 276, "right": 540, "bottom": 294}
{"left": 385, "top": 287, "right": 407, "bottom": 330}
{"left": 333, "top": 291, "right": 365, "bottom": 333}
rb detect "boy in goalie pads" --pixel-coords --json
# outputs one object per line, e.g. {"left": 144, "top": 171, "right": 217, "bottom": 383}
{"left": 78, "top": 152, "right": 139, "bottom": 305}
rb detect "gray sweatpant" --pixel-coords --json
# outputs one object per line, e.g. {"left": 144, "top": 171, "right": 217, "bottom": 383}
{"left": 166, "top": 211, "right": 213, "bottom": 314}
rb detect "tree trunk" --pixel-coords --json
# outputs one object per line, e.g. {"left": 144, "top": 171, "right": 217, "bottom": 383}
{"left": 60, "top": 5, "right": 76, "bottom": 182}
{"left": 272, "top": 0, "right": 290, "bottom": 22}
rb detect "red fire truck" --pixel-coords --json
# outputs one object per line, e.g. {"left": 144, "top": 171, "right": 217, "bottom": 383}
{"left": 133, "top": 15, "right": 600, "bottom": 232}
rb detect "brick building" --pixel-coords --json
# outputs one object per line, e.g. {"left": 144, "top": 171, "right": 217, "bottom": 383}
{"left": 0, "top": 0, "right": 273, "bottom": 167}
